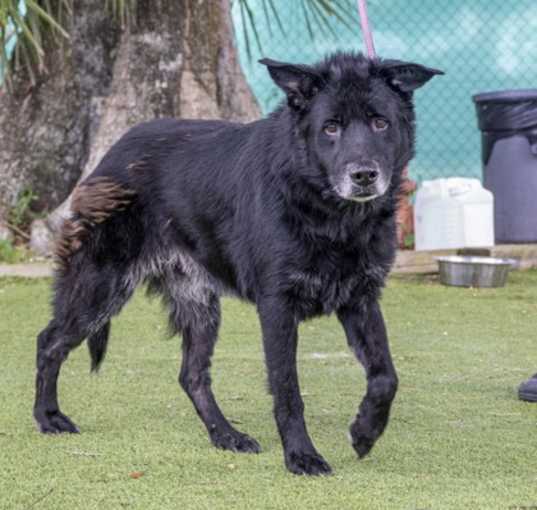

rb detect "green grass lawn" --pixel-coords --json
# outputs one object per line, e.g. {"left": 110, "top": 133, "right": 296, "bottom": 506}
{"left": 1, "top": 271, "right": 537, "bottom": 509}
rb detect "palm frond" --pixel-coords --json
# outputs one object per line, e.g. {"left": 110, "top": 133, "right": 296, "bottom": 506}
{"left": 0, "top": 0, "right": 139, "bottom": 89}
{"left": 0, "top": 0, "right": 71, "bottom": 90}
{"left": 234, "top": 0, "right": 354, "bottom": 58}
{"left": 105, "top": 0, "right": 136, "bottom": 28}
{"left": 0, "top": 0, "right": 355, "bottom": 90}
{"left": 309, "top": 0, "right": 338, "bottom": 39}
{"left": 237, "top": 0, "right": 263, "bottom": 60}
{"left": 265, "top": 0, "right": 285, "bottom": 35}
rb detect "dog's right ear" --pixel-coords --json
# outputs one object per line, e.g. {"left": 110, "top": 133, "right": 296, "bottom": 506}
{"left": 259, "top": 58, "right": 323, "bottom": 111}
{"left": 378, "top": 60, "right": 444, "bottom": 93}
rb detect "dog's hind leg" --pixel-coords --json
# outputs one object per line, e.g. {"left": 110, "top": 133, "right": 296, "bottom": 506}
{"left": 337, "top": 300, "right": 398, "bottom": 459}
{"left": 34, "top": 321, "right": 82, "bottom": 433}
{"left": 161, "top": 279, "right": 261, "bottom": 453}
{"left": 34, "top": 265, "right": 136, "bottom": 433}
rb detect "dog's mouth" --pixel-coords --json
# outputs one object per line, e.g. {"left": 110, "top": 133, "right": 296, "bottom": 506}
{"left": 334, "top": 180, "right": 389, "bottom": 204}
{"left": 348, "top": 192, "right": 379, "bottom": 203}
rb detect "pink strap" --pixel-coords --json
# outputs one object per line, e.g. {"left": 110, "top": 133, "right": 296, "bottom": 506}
{"left": 357, "top": 0, "right": 376, "bottom": 59}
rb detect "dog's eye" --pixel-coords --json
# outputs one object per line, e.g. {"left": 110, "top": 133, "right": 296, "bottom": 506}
{"left": 371, "top": 118, "right": 389, "bottom": 132}
{"left": 323, "top": 123, "right": 340, "bottom": 136}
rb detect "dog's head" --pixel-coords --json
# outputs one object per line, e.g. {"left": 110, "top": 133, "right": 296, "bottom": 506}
{"left": 260, "top": 52, "right": 443, "bottom": 204}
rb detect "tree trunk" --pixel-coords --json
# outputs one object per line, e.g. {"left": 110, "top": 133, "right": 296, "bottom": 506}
{"left": 0, "top": 0, "right": 260, "bottom": 251}
{"left": 0, "top": 1, "right": 120, "bottom": 218}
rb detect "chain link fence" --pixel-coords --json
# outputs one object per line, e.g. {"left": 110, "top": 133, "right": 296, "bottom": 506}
{"left": 232, "top": 0, "right": 537, "bottom": 183}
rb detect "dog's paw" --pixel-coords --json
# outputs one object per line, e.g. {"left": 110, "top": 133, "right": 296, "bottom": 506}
{"left": 34, "top": 409, "right": 80, "bottom": 434}
{"left": 210, "top": 429, "right": 261, "bottom": 453}
{"left": 349, "top": 420, "right": 376, "bottom": 458}
{"left": 285, "top": 450, "right": 332, "bottom": 476}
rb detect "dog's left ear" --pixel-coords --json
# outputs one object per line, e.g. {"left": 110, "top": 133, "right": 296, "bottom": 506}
{"left": 259, "top": 58, "right": 323, "bottom": 111}
{"left": 379, "top": 60, "right": 444, "bottom": 93}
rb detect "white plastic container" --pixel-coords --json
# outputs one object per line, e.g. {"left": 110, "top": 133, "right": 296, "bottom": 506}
{"left": 414, "top": 178, "right": 494, "bottom": 251}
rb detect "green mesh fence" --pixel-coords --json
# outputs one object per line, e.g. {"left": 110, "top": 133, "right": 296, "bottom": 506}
{"left": 232, "top": 0, "right": 537, "bottom": 183}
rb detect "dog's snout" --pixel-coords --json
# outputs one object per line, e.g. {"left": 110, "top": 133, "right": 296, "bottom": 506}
{"left": 350, "top": 167, "right": 379, "bottom": 187}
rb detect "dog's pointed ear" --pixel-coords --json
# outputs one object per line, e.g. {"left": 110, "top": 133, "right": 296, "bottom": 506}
{"left": 379, "top": 60, "right": 444, "bottom": 93}
{"left": 259, "top": 58, "right": 323, "bottom": 111}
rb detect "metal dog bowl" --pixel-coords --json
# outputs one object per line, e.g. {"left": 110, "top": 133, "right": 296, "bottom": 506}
{"left": 436, "top": 256, "right": 516, "bottom": 288}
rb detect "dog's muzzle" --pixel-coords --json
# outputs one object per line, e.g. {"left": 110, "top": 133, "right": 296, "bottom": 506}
{"left": 339, "top": 161, "right": 388, "bottom": 202}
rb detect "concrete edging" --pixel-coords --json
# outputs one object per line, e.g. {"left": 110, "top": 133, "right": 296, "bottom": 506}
{"left": 1, "top": 244, "right": 537, "bottom": 278}
{"left": 0, "top": 263, "right": 53, "bottom": 278}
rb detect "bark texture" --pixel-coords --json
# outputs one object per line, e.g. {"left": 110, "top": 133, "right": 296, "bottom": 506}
{"left": 0, "top": 1, "right": 119, "bottom": 217}
{"left": 0, "top": 0, "right": 260, "bottom": 233}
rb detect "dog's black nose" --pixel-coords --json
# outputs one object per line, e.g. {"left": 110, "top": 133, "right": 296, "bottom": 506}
{"left": 350, "top": 168, "right": 379, "bottom": 187}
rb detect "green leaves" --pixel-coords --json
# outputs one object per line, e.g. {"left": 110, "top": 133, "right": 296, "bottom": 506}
{"left": 0, "top": 0, "right": 352, "bottom": 89}
{"left": 104, "top": 0, "right": 136, "bottom": 28}
{"left": 0, "top": 0, "right": 71, "bottom": 89}
{"left": 235, "top": 0, "right": 352, "bottom": 60}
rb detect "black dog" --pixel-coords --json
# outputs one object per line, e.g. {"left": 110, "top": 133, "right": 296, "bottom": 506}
{"left": 34, "top": 52, "right": 442, "bottom": 475}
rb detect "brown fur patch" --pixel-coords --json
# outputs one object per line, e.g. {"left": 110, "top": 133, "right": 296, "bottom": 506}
{"left": 55, "top": 177, "right": 136, "bottom": 270}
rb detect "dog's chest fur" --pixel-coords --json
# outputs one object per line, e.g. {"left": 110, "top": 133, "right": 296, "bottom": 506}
{"left": 275, "top": 202, "right": 396, "bottom": 318}
{"left": 285, "top": 246, "right": 390, "bottom": 318}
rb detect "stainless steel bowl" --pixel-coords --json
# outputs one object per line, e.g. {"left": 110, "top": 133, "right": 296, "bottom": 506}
{"left": 436, "top": 256, "right": 517, "bottom": 288}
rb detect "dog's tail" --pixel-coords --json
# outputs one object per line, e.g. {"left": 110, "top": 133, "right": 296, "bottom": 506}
{"left": 88, "top": 322, "right": 111, "bottom": 372}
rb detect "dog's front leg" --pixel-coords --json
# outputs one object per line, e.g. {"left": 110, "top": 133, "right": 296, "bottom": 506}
{"left": 258, "top": 298, "right": 332, "bottom": 475}
{"left": 338, "top": 300, "right": 398, "bottom": 458}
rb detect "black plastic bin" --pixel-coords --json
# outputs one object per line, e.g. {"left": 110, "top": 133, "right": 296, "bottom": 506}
{"left": 473, "top": 89, "right": 537, "bottom": 243}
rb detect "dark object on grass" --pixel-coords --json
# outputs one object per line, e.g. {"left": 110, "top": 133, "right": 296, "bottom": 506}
{"left": 33, "top": 52, "right": 442, "bottom": 475}
{"left": 519, "top": 373, "right": 537, "bottom": 402}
